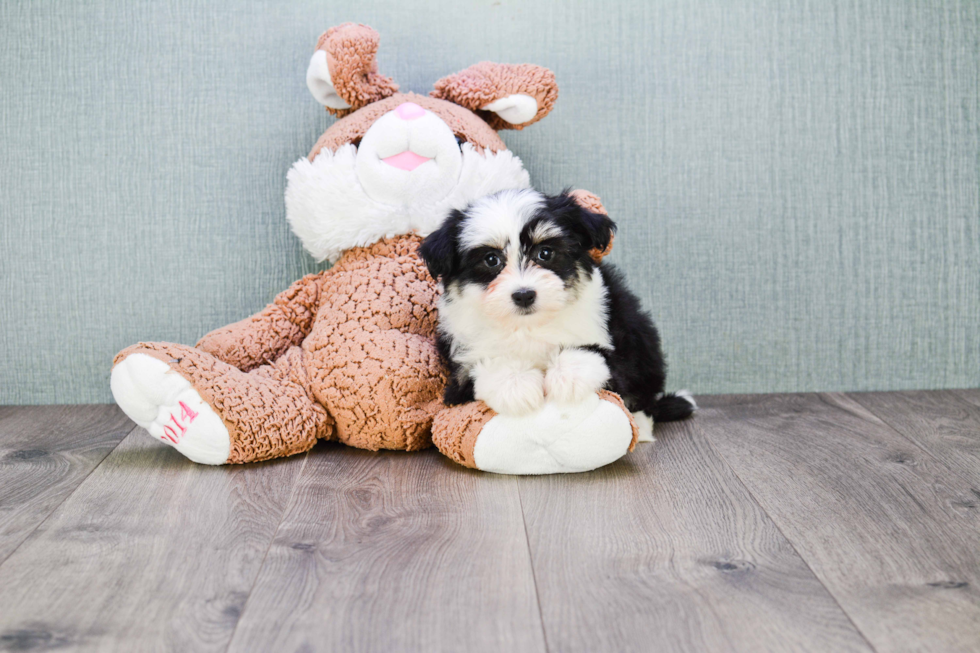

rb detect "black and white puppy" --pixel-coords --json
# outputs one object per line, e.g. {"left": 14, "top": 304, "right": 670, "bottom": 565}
{"left": 420, "top": 189, "right": 695, "bottom": 439}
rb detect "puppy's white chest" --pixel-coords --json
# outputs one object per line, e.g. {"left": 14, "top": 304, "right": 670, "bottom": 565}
{"left": 457, "top": 317, "right": 608, "bottom": 372}
{"left": 479, "top": 332, "right": 560, "bottom": 369}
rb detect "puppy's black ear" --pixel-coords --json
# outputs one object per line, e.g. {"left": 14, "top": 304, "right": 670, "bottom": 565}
{"left": 547, "top": 191, "right": 617, "bottom": 254}
{"left": 420, "top": 210, "right": 462, "bottom": 280}
{"left": 576, "top": 206, "right": 616, "bottom": 254}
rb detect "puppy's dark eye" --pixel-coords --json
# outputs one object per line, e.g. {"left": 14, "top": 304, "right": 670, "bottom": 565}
{"left": 536, "top": 247, "right": 554, "bottom": 262}
{"left": 484, "top": 252, "right": 502, "bottom": 268}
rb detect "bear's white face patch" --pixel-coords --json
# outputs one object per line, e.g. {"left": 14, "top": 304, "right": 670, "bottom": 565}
{"left": 285, "top": 141, "right": 531, "bottom": 263}
{"left": 355, "top": 104, "right": 464, "bottom": 206}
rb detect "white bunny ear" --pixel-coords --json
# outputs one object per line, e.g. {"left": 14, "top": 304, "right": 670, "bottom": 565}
{"left": 305, "top": 50, "right": 351, "bottom": 110}
{"left": 433, "top": 63, "right": 556, "bottom": 130}
{"left": 481, "top": 94, "right": 539, "bottom": 125}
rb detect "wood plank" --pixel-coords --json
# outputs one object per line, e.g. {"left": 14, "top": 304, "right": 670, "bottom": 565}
{"left": 0, "top": 405, "right": 133, "bottom": 563}
{"left": 698, "top": 393, "right": 980, "bottom": 653}
{"left": 951, "top": 388, "right": 980, "bottom": 410}
{"left": 226, "top": 446, "right": 546, "bottom": 653}
{"left": 850, "top": 390, "right": 980, "bottom": 487}
{"left": 0, "top": 427, "right": 306, "bottom": 653}
{"left": 517, "top": 417, "right": 872, "bottom": 653}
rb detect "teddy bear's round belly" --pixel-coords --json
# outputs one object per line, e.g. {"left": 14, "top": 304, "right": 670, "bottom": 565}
{"left": 301, "top": 234, "right": 447, "bottom": 451}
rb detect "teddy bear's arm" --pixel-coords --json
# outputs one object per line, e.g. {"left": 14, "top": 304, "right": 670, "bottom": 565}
{"left": 195, "top": 272, "right": 324, "bottom": 372}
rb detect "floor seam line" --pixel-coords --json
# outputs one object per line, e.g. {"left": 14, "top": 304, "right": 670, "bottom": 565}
{"left": 946, "top": 389, "right": 980, "bottom": 412}
{"left": 0, "top": 421, "right": 139, "bottom": 569}
{"left": 222, "top": 450, "right": 310, "bottom": 653}
{"left": 695, "top": 406, "right": 881, "bottom": 653}
{"left": 949, "top": 389, "right": 980, "bottom": 411}
{"left": 516, "top": 478, "right": 552, "bottom": 653}
{"left": 845, "top": 391, "right": 980, "bottom": 490}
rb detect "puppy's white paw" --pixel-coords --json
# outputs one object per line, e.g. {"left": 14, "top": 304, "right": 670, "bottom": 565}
{"left": 632, "top": 411, "right": 655, "bottom": 443}
{"left": 544, "top": 348, "right": 610, "bottom": 405}
{"left": 111, "top": 353, "right": 230, "bottom": 465}
{"left": 474, "top": 362, "right": 545, "bottom": 416}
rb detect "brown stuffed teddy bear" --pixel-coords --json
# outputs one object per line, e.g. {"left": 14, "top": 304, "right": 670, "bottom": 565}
{"left": 110, "top": 23, "right": 638, "bottom": 474}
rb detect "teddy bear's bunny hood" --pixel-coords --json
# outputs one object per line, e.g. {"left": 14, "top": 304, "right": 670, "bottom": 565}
{"left": 285, "top": 23, "right": 560, "bottom": 263}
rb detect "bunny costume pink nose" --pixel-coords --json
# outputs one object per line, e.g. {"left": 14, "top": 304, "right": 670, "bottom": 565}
{"left": 382, "top": 151, "right": 431, "bottom": 171}
{"left": 394, "top": 102, "right": 426, "bottom": 120}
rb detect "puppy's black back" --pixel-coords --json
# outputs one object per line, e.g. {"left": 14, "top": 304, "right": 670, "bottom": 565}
{"left": 595, "top": 264, "right": 694, "bottom": 422}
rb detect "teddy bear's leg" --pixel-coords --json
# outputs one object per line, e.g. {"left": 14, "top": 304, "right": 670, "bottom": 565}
{"left": 432, "top": 390, "right": 639, "bottom": 475}
{"left": 313, "top": 328, "right": 446, "bottom": 452}
{"left": 111, "top": 343, "right": 332, "bottom": 464}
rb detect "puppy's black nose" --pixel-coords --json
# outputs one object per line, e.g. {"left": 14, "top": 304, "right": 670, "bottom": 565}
{"left": 511, "top": 289, "right": 536, "bottom": 308}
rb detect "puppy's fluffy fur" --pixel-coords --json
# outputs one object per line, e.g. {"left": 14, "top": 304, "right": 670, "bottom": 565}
{"left": 420, "top": 189, "right": 696, "bottom": 429}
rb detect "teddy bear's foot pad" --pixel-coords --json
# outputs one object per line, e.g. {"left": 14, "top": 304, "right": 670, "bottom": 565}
{"left": 111, "top": 353, "right": 231, "bottom": 465}
{"left": 472, "top": 393, "right": 634, "bottom": 475}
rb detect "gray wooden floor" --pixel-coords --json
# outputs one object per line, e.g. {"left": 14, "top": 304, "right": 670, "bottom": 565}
{"left": 1, "top": 391, "right": 978, "bottom": 653}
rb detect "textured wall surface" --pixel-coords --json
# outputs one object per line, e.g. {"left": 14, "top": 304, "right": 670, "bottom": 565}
{"left": 1, "top": 0, "right": 977, "bottom": 404}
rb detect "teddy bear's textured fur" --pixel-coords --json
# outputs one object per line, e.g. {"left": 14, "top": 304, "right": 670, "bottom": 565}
{"left": 431, "top": 62, "right": 558, "bottom": 131}
{"left": 316, "top": 23, "right": 399, "bottom": 116}
{"left": 110, "top": 23, "right": 639, "bottom": 471}
{"left": 116, "top": 234, "right": 441, "bottom": 461}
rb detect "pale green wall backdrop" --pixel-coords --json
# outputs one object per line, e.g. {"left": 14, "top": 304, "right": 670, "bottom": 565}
{"left": 1, "top": 0, "right": 977, "bottom": 404}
